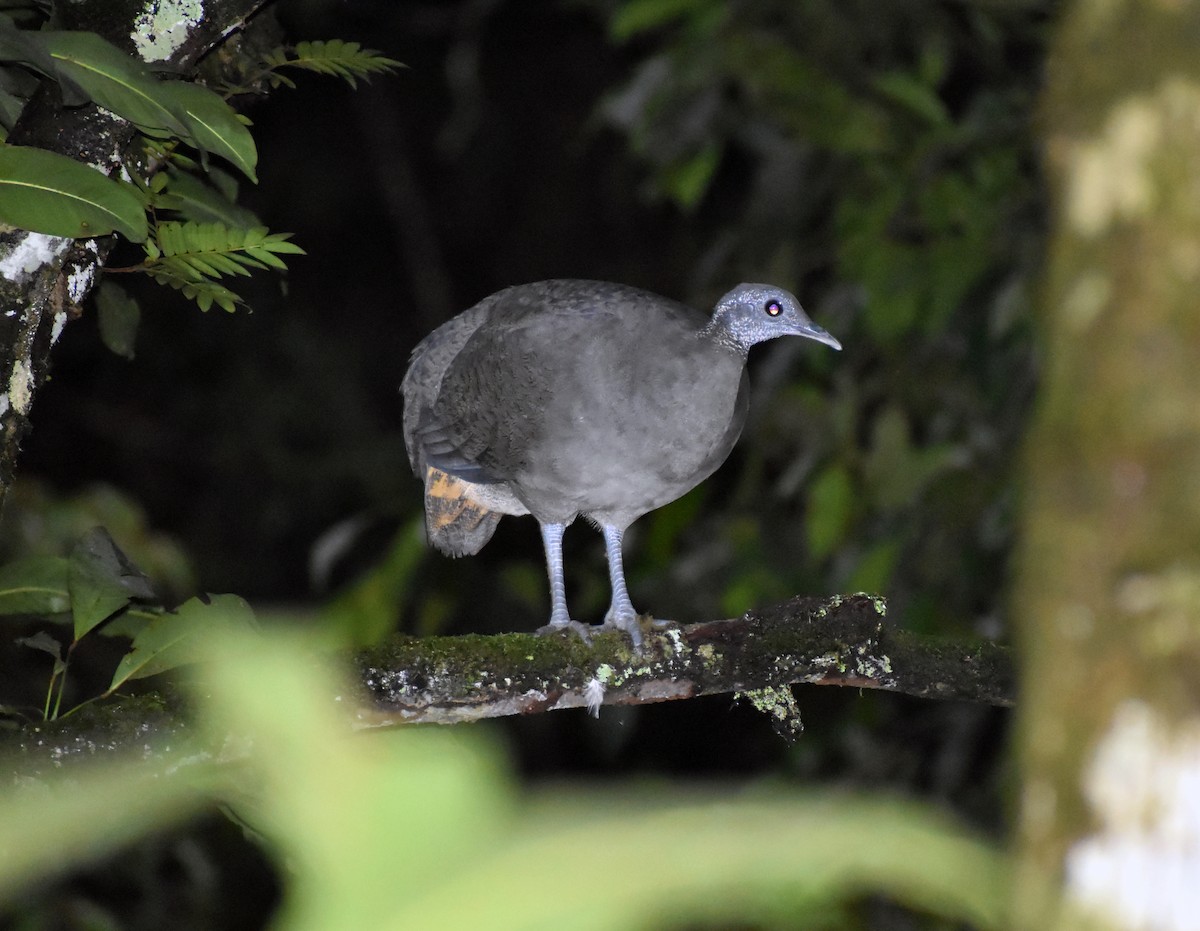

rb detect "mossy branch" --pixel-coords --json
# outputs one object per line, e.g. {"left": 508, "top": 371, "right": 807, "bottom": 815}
{"left": 351, "top": 594, "right": 1015, "bottom": 728}
{"left": 5, "top": 594, "right": 1013, "bottom": 774}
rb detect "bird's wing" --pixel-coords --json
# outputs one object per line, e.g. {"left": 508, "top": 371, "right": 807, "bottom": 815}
{"left": 423, "top": 288, "right": 587, "bottom": 483}
{"left": 401, "top": 298, "right": 497, "bottom": 476}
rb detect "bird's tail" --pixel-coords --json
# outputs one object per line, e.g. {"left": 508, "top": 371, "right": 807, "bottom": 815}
{"left": 423, "top": 466, "right": 502, "bottom": 557}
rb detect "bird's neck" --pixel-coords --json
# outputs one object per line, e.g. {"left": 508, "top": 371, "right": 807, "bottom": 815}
{"left": 699, "top": 318, "right": 751, "bottom": 358}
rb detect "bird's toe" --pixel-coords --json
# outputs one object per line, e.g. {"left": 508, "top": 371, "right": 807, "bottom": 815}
{"left": 535, "top": 619, "right": 594, "bottom": 645}
{"left": 601, "top": 610, "right": 646, "bottom": 651}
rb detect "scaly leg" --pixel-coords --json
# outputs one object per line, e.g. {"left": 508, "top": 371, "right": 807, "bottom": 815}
{"left": 534, "top": 522, "right": 592, "bottom": 642}
{"left": 601, "top": 524, "right": 643, "bottom": 649}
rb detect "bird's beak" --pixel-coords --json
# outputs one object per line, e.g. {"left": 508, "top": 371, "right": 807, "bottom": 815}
{"left": 793, "top": 321, "right": 842, "bottom": 351}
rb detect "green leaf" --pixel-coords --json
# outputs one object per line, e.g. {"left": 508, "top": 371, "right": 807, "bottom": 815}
{"left": 319, "top": 517, "right": 426, "bottom": 647}
{"left": 0, "top": 17, "right": 57, "bottom": 76}
{"left": 69, "top": 527, "right": 155, "bottom": 640}
{"left": 0, "top": 757, "right": 205, "bottom": 905}
{"left": 0, "top": 14, "right": 88, "bottom": 105}
{"left": 864, "top": 406, "right": 968, "bottom": 510}
{"left": 0, "top": 83, "right": 27, "bottom": 135}
{"left": 68, "top": 527, "right": 154, "bottom": 643}
{"left": 0, "top": 556, "right": 70, "bottom": 616}
{"left": 265, "top": 39, "right": 404, "bottom": 90}
{"left": 846, "top": 540, "right": 902, "bottom": 593}
{"left": 95, "top": 281, "right": 140, "bottom": 359}
{"left": 0, "top": 145, "right": 147, "bottom": 241}
{"left": 872, "top": 71, "right": 950, "bottom": 127}
{"left": 108, "top": 593, "right": 254, "bottom": 691}
{"left": 144, "top": 222, "right": 304, "bottom": 301}
{"left": 609, "top": 0, "right": 714, "bottom": 41}
{"left": 14, "top": 630, "right": 64, "bottom": 664}
{"left": 662, "top": 143, "right": 720, "bottom": 210}
{"left": 95, "top": 607, "right": 155, "bottom": 640}
{"left": 148, "top": 271, "right": 242, "bottom": 312}
{"left": 38, "top": 31, "right": 189, "bottom": 136}
{"left": 805, "top": 463, "right": 856, "bottom": 559}
{"left": 156, "top": 81, "right": 258, "bottom": 182}
{"left": 155, "top": 166, "right": 260, "bottom": 227}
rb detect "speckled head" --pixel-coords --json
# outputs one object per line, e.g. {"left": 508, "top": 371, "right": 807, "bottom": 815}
{"left": 705, "top": 283, "right": 842, "bottom": 355}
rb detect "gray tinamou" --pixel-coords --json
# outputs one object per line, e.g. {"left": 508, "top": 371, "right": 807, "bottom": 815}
{"left": 402, "top": 279, "right": 841, "bottom": 648}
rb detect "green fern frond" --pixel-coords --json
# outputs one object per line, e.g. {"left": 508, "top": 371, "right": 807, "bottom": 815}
{"left": 260, "top": 40, "right": 403, "bottom": 90}
{"left": 149, "top": 221, "right": 303, "bottom": 276}
{"left": 147, "top": 270, "right": 242, "bottom": 313}
{"left": 140, "top": 221, "right": 305, "bottom": 312}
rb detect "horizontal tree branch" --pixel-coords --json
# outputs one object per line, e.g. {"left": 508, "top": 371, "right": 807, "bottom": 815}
{"left": 350, "top": 594, "right": 1015, "bottom": 729}
{"left": 6, "top": 594, "right": 1013, "bottom": 775}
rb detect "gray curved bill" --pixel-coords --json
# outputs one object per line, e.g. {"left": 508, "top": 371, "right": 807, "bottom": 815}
{"left": 795, "top": 322, "right": 842, "bottom": 351}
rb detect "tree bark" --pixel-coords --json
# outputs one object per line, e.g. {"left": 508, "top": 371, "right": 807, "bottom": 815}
{"left": 1013, "top": 2, "right": 1200, "bottom": 927}
{"left": 5, "top": 594, "right": 1014, "bottom": 775}
{"left": 0, "top": 0, "right": 268, "bottom": 512}
{"left": 353, "top": 593, "right": 1013, "bottom": 727}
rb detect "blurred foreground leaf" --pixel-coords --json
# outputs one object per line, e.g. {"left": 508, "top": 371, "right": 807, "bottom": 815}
{"left": 0, "top": 631, "right": 1010, "bottom": 929}
{"left": 0, "top": 556, "right": 69, "bottom": 616}
{"left": 0, "top": 759, "right": 207, "bottom": 903}
{"left": 318, "top": 516, "right": 425, "bottom": 647}
{"left": 95, "top": 281, "right": 141, "bottom": 359}
{"left": 205, "top": 634, "right": 1009, "bottom": 930}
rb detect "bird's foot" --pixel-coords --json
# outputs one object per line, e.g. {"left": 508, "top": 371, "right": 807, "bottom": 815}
{"left": 535, "top": 619, "right": 594, "bottom": 645}
{"left": 600, "top": 609, "right": 647, "bottom": 652}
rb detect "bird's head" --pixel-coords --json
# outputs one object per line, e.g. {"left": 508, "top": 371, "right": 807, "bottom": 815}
{"left": 706, "top": 283, "right": 842, "bottom": 355}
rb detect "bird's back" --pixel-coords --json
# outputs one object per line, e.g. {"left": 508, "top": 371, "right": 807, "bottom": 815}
{"left": 405, "top": 280, "right": 749, "bottom": 533}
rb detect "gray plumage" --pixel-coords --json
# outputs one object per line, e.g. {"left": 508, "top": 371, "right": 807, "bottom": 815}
{"left": 402, "top": 279, "right": 841, "bottom": 647}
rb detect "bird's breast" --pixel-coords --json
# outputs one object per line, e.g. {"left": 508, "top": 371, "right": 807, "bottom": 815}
{"left": 514, "top": 342, "right": 748, "bottom": 517}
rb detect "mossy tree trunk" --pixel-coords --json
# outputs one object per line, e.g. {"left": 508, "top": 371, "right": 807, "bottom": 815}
{"left": 1014, "top": 1, "right": 1200, "bottom": 927}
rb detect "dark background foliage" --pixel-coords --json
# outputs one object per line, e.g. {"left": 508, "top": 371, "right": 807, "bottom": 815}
{"left": 3, "top": 1, "right": 1052, "bottom": 927}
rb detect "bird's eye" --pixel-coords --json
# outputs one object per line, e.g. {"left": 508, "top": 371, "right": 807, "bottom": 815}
{"left": 765, "top": 300, "right": 782, "bottom": 317}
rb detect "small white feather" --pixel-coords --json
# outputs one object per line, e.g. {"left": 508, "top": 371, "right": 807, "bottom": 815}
{"left": 584, "top": 677, "right": 606, "bottom": 718}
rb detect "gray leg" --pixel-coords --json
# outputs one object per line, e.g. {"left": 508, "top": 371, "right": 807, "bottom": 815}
{"left": 542, "top": 521, "right": 571, "bottom": 626}
{"left": 601, "top": 524, "right": 643, "bottom": 649}
{"left": 535, "top": 522, "right": 592, "bottom": 641}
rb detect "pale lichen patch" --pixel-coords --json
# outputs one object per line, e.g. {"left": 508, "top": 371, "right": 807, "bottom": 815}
{"left": 50, "top": 311, "right": 68, "bottom": 345}
{"left": 1115, "top": 565, "right": 1200, "bottom": 657}
{"left": 1062, "top": 271, "right": 1111, "bottom": 332}
{"left": 663, "top": 626, "right": 687, "bottom": 657}
{"left": 1021, "top": 778, "right": 1057, "bottom": 843}
{"left": 734, "top": 686, "right": 803, "bottom": 741}
{"left": 1065, "top": 700, "right": 1200, "bottom": 930}
{"left": 853, "top": 648, "right": 893, "bottom": 681}
{"left": 9, "top": 360, "right": 33, "bottom": 414}
{"left": 1067, "top": 78, "right": 1200, "bottom": 238}
{"left": 1055, "top": 603, "right": 1095, "bottom": 641}
{"left": 132, "top": 0, "right": 205, "bottom": 62}
{"left": 66, "top": 251, "right": 98, "bottom": 304}
{"left": 0, "top": 232, "right": 69, "bottom": 283}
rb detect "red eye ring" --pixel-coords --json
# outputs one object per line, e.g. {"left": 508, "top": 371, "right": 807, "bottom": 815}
{"left": 765, "top": 300, "right": 782, "bottom": 316}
